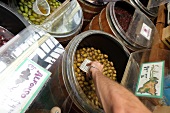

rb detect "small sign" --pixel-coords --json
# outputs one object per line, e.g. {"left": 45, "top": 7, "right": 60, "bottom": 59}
{"left": 135, "top": 61, "right": 164, "bottom": 98}
{"left": 79, "top": 59, "right": 91, "bottom": 73}
{"left": 0, "top": 58, "right": 51, "bottom": 113}
{"left": 140, "top": 23, "right": 152, "bottom": 40}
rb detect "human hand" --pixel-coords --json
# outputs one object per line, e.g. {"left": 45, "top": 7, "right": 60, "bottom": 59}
{"left": 86, "top": 61, "right": 104, "bottom": 78}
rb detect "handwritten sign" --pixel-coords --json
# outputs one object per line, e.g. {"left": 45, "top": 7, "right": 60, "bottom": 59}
{"left": 135, "top": 61, "right": 164, "bottom": 98}
{"left": 0, "top": 58, "right": 51, "bottom": 113}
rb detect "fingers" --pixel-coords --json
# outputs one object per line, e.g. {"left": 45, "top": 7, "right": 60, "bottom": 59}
{"left": 86, "top": 62, "right": 92, "bottom": 66}
{"left": 86, "top": 61, "right": 103, "bottom": 73}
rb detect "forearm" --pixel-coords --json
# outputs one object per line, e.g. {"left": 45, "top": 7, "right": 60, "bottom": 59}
{"left": 92, "top": 71, "right": 151, "bottom": 113}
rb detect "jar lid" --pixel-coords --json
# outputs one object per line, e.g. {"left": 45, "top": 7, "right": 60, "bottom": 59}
{"left": 41, "top": 0, "right": 83, "bottom": 36}
{"left": 109, "top": 1, "right": 159, "bottom": 49}
{"left": 131, "top": 0, "right": 158, "bottom": 18}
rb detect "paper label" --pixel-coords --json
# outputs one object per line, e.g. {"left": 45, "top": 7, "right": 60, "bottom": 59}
{"left": 79, "top": 59, "right": 91, "bottom": 73}
{"left": 135, "top": 61, "right": 164, "bottom": 98}
{"left": 140, "top": 23, "right": 152, "bottom": 40}
{"left": 0, "top": 58, "right": 51, "bottom": 113}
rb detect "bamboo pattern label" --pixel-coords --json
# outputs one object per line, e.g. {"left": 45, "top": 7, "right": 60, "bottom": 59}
{"left": 135, "top": 61, "right": 164, "bottom": 98}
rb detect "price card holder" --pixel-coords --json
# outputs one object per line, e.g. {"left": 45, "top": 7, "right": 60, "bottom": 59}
{"left": 135, "top": 61, "right": 164, "bottom": 98}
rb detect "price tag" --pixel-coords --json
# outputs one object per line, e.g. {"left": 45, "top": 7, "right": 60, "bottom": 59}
{"left": 0, "top": 58, "right": 51, "bottom": 113}
{"left": 135, "top": 61, "right": 164, "bottom": 98}
{"left": 140, "top": 23, "right": 152, "bottom": 40}
{"left": 79, "top": 59, "right": 91, "bottom": 73}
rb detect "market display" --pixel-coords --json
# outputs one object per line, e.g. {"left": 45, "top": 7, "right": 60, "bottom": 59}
{"left": 17, "top": 0, "right": 61, "bottom": 25}
{"left": 74, "top": 47, "right": 117, "bottom": 108}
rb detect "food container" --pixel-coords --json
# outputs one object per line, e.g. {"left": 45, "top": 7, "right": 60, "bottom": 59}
{"left": 8, "top": 0, "right": 63, "bottom": 25}
{"left": 41, "top": 0, "right": 83, "bottom": 45}
{"left": 8, "top": 0, "right": 83, "bottom": 46}
{"left": 121, "top": 48, "right": 170, "bottom": 111}
{"left": 84, "top": 1, "right": 159, "bottom": 52}
{"left": 57, "top": 30, "right": 130, "bottom": 112}
{"left": 130, "top": 0, "right": 158, "bottom": 20}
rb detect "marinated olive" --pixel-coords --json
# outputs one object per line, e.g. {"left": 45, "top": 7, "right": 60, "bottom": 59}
{"left": 74, "top": 47, "right": 117, "bottom": 109}
{"left": 17, "top": 0, "right": 61, "bottom": 25}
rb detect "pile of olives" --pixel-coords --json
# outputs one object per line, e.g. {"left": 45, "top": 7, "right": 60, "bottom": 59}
{"left": 17, "top": 0, "right": 61, "bottom": 25}
{"left": 74, "top": 47, "right": 117, "bottom": 108}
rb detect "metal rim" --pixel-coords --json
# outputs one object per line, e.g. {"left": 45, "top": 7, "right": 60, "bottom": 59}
{"left": 109, "top": 1, "right": 146, "bottom": 50}
{"left": 131, "top": 0, "right": 157, "bottom": 18}
{"left": 63, "top": 30, "right": 130, "bottom": 113}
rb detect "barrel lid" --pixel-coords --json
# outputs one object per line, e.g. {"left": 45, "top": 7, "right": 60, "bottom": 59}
{"left": 109, "top": 1, "right": 159, "bottom": 50}
{"left": 40, "top": 0, "right": 83, "bottom": 38}
{"left": 130, "top": 0, "right": 158, "bottom": 18}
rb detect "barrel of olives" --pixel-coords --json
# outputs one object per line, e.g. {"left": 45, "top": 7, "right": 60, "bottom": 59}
{"left": 49, "top": 30, "right": 129, "bottom": 112}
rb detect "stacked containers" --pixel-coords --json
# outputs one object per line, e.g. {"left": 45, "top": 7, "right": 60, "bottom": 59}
{"left": 84, "top": 1, "right": 159, "bottom": 52}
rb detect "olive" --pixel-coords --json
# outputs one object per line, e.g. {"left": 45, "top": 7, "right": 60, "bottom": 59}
{"left": 17, "top": 0, "right": 61, "bottom": 25}
{"left": 74, "top": 47, "right": 117, "bottom": 109}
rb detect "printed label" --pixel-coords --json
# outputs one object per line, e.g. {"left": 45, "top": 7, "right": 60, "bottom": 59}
{"left": 0, "top": 58, "right": 51, "bottom": 113}
{"left": 79, "top": 59, "right": 91, "bottom": 73}
{"left": 135, "top": 61, "right": 164, "bottom": 98}
{"left": 140, "top": 23, "right": 152, "bottom": 40}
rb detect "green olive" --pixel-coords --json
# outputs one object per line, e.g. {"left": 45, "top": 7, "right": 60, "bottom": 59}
{"left": 74, "top": 47, "right": 117, "bottom": 109}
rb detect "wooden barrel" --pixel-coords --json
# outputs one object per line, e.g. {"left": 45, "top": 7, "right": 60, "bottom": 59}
{"left": 77, "top": 0, "right": 106, "bottom": 29}
{"left": 99, "top": 7, "right": 114, "bottom": 35}
{"left": 84, "top": 1, "right": 157, "bottom": 52}
{"left": 89, "top": 14, "right": 101, "bottom": 30}
{"left": 82, "top": 19, "right": 91, "bottom": 31}
{"left": 83, "top": 9, "right": 99, "bottom": 20}
{"left": 78, "top": 0, "right": 104, "bottom": 12}
{"left": 61, "top": 30, "right": 129, "bottom": 112}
